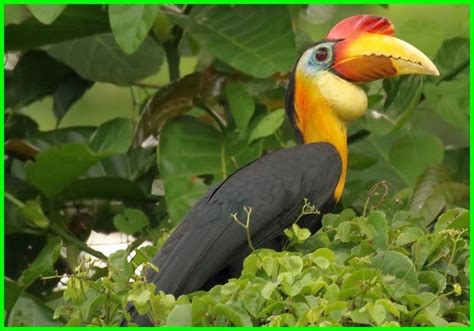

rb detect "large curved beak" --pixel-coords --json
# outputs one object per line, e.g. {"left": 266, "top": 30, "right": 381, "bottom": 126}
{"left": 332, "top": 32, "right": 439, "bottom": 82}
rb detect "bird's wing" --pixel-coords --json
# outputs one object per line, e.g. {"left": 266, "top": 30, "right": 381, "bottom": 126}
{"left": 129, "top": 142, "right": 341, "bottom": 325}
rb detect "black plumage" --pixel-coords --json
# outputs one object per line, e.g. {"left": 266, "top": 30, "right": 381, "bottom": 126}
{"left": 127, "top": 142, "right": 341, "bottom": 325}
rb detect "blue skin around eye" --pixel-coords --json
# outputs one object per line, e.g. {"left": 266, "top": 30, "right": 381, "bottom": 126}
{"left": 304, "top": 41, "right": 336, "bottom": 73}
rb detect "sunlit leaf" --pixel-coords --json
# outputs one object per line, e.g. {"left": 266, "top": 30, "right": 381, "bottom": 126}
{"left": 45, "top": 33, "right": 164, "bottom": 84}
{"left": 248, "top": 109, "right": 285, "bottom": 143}
{"left": 26, "top": 5, "right": 67, "bottom": 24}
{"left": 183, "top": 6, "right": 296, "bottom": 78}
{"left": 109, "top": 5, "right": 158, "bottom": 54}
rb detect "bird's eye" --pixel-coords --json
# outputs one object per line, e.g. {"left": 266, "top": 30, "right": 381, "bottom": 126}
{"left": 315, "top": 47, "right": 329, "bottom": 62}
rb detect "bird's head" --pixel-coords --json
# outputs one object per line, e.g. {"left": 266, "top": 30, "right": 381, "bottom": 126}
{"left": 287, "top": 15, "right": 439, "bottom": 200}
{"left": 288, "top": 15, "right": 439, "bottom": 137}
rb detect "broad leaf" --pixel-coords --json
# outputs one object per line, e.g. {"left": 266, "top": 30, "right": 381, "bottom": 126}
{"left": 109, "top": 5, "right": 158, "bottom": 54}
{"left": 363, "top": 76, "right": 423, "bottom": 135}
{"left": 25, "top": 144, "right": 105, "bottom": 198}
{"left": 8, "top": 294, "right": 61, "bottom": 326}
{"left": 113, "top": 208, "right": 149, "bottom": 234}
{"left": 6, "top": 51, "right": 71, "bottom": 110}
{"left": 159, "top": 116, "right": 262, "bottom": 223}
{"left": 45, "top": 33, "right": 164, "bottom": 84}
{"left": 214, "top": 303, "right": 252, "bottom": 326}
{"left": 432, "top": 37, "right": 469, "bottom": 83}
{"left": 5, "top": 278, "right": 23, "bottom": 316}
{"left": 372, "top": 250, "right": 419, "bottom": 290}
{"left": 424, "top": 77, "right": 469, "bottom": 137}
{"left": 26, "top": 119, "right": 134, "bottom": 198}
{"left": 183, "top": 6, "right": 296, "bottom": 78}
{"left": 225, "top": 81, "right": 255, "bottom": 137}
{"left": 53, "top": 74, "right": 93, "bottom": 124}
{"left": 166, "top": 304, "right": 192, "bottom": 326}
{"left": 17, "top": 236, "right": 63, "bottom": 288}
{"left": 409, "top": 166, "right": 468, "bottom": 223}
{"left": 248, "top": 109, "right": 285, "bottom": 143}
{"left": 6, "top": 5, "right": 109, "bottom": 51}
{"left": 89, "top": 118, "right": 134, "bottom": 155}
{"left": 423, "top": 38, "right": 469, "bottom": 137}
{"left": 388, "top": 132, "right": 444, "bottom": 185}
{"left": 26, "top": 5, "right": 67, "bottom": 24}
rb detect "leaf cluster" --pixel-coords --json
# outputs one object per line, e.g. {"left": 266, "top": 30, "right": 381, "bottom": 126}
{"left": 55, "top": 208, "right": 470, "bottom": 326}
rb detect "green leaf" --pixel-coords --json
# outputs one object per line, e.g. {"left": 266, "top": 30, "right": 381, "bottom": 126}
{"left": 261, "top": 281, "right": 279, "bottom": 299}
{"left": 292, "top": 224, "right": 311, "bottom": 241}
{"left": 435, "top": 208, "right": 469, "bottom": 231}
{"left": 313, "top": 256, "right": 329, "bottom": 270}
{"left": 388, "top": 132, "right": 444, "bottom": 185}
{"left": 366, "top": 211, "right": 388, "bottom": 250}
{"left": 405, "top": 292, "right": 439, "bottom": 316}
{"left": 367, "top": 302, "right": 386, "bottom": 325}
{"left": 6, "top": 5, "right": 109, "bottom": 51}
{"left": 243, "top": 284, "right": 265, "bottom": 317}
{"left": 184, "top": 6, "right": 296, "bottom": 78}
{"left": 372, "top": 250, "right": 418, "bottom": 290}
{"left": 225, "top": 81, "right": 255, "bottom": 137}
{"left": 166, "top": 304, "right": 192, "bottom": 326}
{"left": 432, "top": 37, "right": 469, "bottom": 82}
{"left": 8, "top": 294, "right": 60, "bottom": 326}
{"left": 26, "top": 118, "right": 135, "bottom": 198}
{"left": 396, "top": 226, "right": 425, "bottom": 246}
{"left": 311, "top": 248, "right": 336, "bottom": 262}
{"left": 89, "top": 118, "right": 134, "bottom": 155}
{"left": 113, "top": 208, "right": 149, "bottom": 235}
{"left": 410, "top": 166, "right": 469, "bottom": 224}
{"left": 25, "top": 144, "right": 100, "bottom": 198}
{"left": 5, "top": 279, "right": 23, "bottom": 316}
{"left": 53, "top": 74, "right": 93, "bottom": 124}
{"left": 108, "top": 250, "right": 133, "bottom": 284}
{"left": 341, "top": 268, "right": 379, "bottom": 298}
{"left": 109, "top": 5, "right": 158, "bottom": 54}
{"left": 20, "top": 200, "right": 49, "bottom": 229}
{"left": 159, "top": 116, "right": 261, "bottom": 223}
{"left": 18, "top": 236, "right": 63, "bottom": 288}
{"left": 248, "top": 109, "right": 285, "bottom": 143}
{"left": 45, "top": 33, "right": 164, "bottom": 84}
{"left": 363, "top": 76, "right": 423, "bottom": 135}
{"left": 214, "top": 303, "right": 252, "bottom": 326}
{"left": 6, "top": 51, "right": 71, "bottom": 110}
{"left": 424, "top": 77, "right": 469, "bottom": 137}
{"left": 348, "top": 152, "right": 378, "bottom": 170}
{"left": 26, "top": 5, "right": 67, "bottom": 24}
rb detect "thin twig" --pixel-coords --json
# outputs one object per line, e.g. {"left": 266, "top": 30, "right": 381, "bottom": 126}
{"left": 230, "top": 206, "right": 255, "bottom": 252}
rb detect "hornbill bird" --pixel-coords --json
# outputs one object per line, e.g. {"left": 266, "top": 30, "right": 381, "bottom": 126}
{"left": 126, "top": 15, "right": 438, "bottom": 325}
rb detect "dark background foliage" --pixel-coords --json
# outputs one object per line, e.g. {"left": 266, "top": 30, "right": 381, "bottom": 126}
{"left": 4, "top": 4, "right": 469, "bottom": 326}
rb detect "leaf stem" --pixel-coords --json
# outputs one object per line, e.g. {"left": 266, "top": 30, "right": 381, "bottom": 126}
{"left": 230, "top": 206, "right": 255, "bottom": 252}
{"left": 49, "top": 223, "right": 107, "bottom": 262}
{"left": 5, "top": 191, "right": 25, "bottom": 209}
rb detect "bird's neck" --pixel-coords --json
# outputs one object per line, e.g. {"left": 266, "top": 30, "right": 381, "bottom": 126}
{"left": 293, "top": 71, "right": 348, "bottom": 202}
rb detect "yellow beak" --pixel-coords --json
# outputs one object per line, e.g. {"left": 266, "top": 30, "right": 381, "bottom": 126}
{"left": 332, "top": 32, "right": 439, "bottom": 82}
